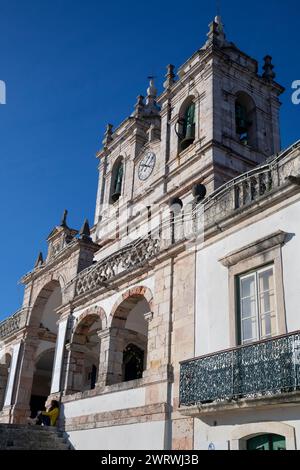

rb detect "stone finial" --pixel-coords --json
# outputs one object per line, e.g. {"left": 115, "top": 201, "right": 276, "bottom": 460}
{"left": 134, "top": 95, "right": 145, "bottom": 117}
{"left": 146, "top": 77, "right": 157, "bottom": 106}
{"left": 146, "top": 77, "right": 157, "bottom": 102}
{"left": 143, "top": 77, "right": 160, "bottom": 116}
{"left": 60, "top": 209, "right": 68, "bottom": 227}
{"left": 206, "top": 15, "right": 226, "bottom": 47}
{"left": 79, "top": 219, "right": 92, "bottom": 241}
{"left": 34, "top": 252, "right": 44, "bottom": 268}
{"left": 163, "top": 64, "right": 176, "bottom": 90}
{"left": 102, "top": 123, "right": 113, "bottom": 148}
{"left": 263, "top": 55, "right": 276, "bottom": 82}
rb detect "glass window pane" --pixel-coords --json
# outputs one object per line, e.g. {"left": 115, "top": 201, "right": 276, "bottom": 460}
{"left": 260, "top": 313, "right": 277, "bottom": 339}
{"left": 259, "top": 291, "right": 275, "bottom": 315}
{"left": 241, "top": 317, "right": 258, "bottom": 343}
{"left": 241, "top": 297, "right": 256, "bottom": 318}
{"left": 240, "top": 275, "right": 256, "bottom": 298}
{"left": 258, "top": 267, "right": 277, "bottom": 337}
{"left": 258, "top": 268, "right": 274, "bottom": 293}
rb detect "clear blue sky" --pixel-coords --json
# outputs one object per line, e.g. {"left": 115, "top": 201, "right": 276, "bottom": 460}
{"left": 0, "top": 0, "right": 299, "bottom": 321}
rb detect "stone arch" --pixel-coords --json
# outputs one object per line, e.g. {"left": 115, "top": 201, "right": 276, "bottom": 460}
{"left": 110, "top": 286, "right": 153, "bottom": 327}
{"left": 231, "top": 422, "right": 296, "bottom": 450}
{"left": 72, "top": 305, "right": 107, "bottom": 337}
{"left": 65, "top": 306, "right": 106, "bottom": 394}
{"left": 0, "top": 353, "right": 12, "bottom": 410}
{"left": 107, "top": 286, "right": 153, "bottom": 385}
{"left": 29, "top": 279, "right": 63, "bottom": 328}
{"left": 34, "top": 347, "right": 56, "bottom": 365}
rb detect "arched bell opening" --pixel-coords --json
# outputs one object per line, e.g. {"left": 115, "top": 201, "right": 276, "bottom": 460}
{"left": 176, "top": 96, "right": 196, "bottom": 153}
{"left": 110, "top": 157, "right": 124, "bottom": 203}
{"left": 235, "top": 91, "right": 257, "bottom": 148}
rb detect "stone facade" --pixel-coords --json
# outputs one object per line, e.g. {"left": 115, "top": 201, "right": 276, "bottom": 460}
{"left": 0, "top": 16, "right": 299, "bottom": 450}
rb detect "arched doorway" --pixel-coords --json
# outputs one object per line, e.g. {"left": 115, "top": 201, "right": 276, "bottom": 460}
{"left": 247, "top": 434, "right": 286, "bottom": 451}
{"left": 30, "top": 349, "right": 55, "bottom": 418}
{"left": 108, "top": 290, "right": 152, "bottom": 385}
{"left": 0, "top": 353, "right": 11, "bottom": 410}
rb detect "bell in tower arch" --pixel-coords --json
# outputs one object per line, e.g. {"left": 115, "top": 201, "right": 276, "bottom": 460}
{"left": 178, "top": 102, "right": 196, "bottom": 152}
{"left": 111, "top": 161, "right": 124, "bottom": 202}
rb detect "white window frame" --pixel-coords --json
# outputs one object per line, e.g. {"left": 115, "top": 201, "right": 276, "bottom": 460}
{"left": 238, "top": 264, "right": 278, "bottom": 345}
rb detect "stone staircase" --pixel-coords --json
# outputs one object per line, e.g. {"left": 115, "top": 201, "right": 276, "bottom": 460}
{"left": 0, "top": 424, "right": 72, "bottom": 450}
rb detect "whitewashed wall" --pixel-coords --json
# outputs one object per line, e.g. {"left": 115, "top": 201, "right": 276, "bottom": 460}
{"left": 62, "top": 387, "right": 146, "bottom": 419}
{"left": 194, "top": 406, "right": 300, "bottom": 450}
{"left": 66, "top": 420, "right": 166, "bottom": 450}
{"left": 194, "top": 198, "right": 300, "bottom": 450}
{"left": 195, "top": 199, "right": 300, "bottom": 357}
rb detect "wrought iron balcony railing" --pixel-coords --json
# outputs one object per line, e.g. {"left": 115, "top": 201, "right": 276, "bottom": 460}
{"left": 180, "top": 331, "right": 300, "bottom": 407}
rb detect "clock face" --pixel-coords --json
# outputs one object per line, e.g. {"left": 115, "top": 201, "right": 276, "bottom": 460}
{"left": 138, "top": 151, "right": 156, "bottom": 181}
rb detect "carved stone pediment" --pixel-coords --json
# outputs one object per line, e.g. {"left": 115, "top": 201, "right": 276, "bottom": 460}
{"left": 47, "top": 225, "right": 78, "bottom": 262}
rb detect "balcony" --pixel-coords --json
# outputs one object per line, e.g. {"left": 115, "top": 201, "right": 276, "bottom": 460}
{"left": 179, "top": 331, "right": 300, "bottom": 414}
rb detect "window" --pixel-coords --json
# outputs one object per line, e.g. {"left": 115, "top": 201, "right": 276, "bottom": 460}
{"left": 238, "top": 265, "right": 277, "bottom": 345}
{"left": 220, "top": 231, "right": 287, "bottom": 347}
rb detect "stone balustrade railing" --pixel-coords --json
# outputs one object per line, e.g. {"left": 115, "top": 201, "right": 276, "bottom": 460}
{"left": 200, "top": 141, "right": 300, "bottom": 228}
{"left": 0, "top": 308, "right": 28, "bottom": 340}
{"left": 75, "top": 237, "right": 161, "bottom": 297}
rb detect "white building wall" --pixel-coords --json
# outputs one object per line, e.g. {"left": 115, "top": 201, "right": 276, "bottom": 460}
{"left": 62, "top": 387, "right": 146, "bottom": 419}
{"left": 66, "top": 420, "right": 166, "bottom": 450}
{"left": 195, "top": 199, "right": 300, "bottom": 357}
{"left": 193, "top": 198, "right": 300, "bottom": 450}
{"left": 194, "top": 406, "right": 300, "bottom": 450}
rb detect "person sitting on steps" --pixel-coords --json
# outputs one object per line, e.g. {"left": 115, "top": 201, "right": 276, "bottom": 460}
{"left": 28, "top": 400, "right": 60, "bottom": 427}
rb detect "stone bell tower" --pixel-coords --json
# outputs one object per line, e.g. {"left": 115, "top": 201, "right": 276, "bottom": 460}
{"left": 159, "top": 16, "right": 285, "bottom": 194}
{"left": 207, "top": 16, "right": 285, "bottom": 185}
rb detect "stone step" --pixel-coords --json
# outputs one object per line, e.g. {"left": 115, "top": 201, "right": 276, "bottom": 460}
{"left": 0, "top": 424, "right": 71, "bottom": 450}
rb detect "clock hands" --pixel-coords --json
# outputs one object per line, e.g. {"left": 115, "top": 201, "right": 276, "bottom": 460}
{"left": 140, "top": 163, "right": 152, "bottom": 169}
{"left": 138, "top": 152, "right": 156, "bottom": 180}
